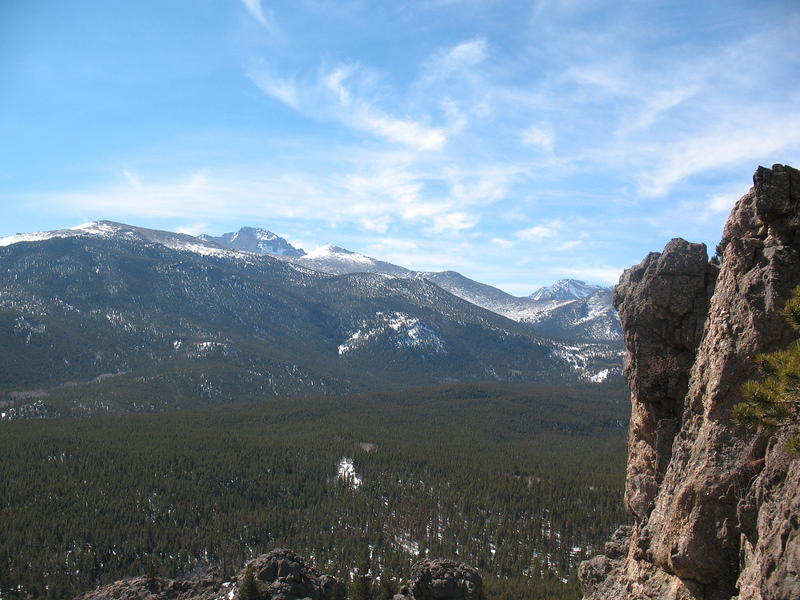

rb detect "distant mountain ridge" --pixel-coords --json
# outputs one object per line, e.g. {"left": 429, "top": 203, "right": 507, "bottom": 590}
{"left": 206, "top": 227, "right": 622, "bottom": 342}
{"left": 0, "top": 223, "right": 621, "bottom": 342}
{"left": 0, "top": 221, "right": 622, "bottom": 419}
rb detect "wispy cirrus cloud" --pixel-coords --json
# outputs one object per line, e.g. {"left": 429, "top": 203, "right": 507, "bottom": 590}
{"left": 559, "top": 266, "right": 624, "bottom": 285}
{"left": 240, "top": 0, "right": 277, "bottom": 32}
{"left": 11, "top": 0, "right": 799, "bottom": 294}
{"left": 515, "top": 220, "right": 563, "bottom": 241}
{"left": 556, "top": 239, "right": 581, "bottom": 251}
{"left": 521, "top": 124, "right": 555, "bottom": 152}
{"left": 248, "top": 63, "right": 447, "bottom": 151}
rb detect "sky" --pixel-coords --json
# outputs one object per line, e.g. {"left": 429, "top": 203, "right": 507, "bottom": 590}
{"left": 1, "top": 0, "right": 799, "bottom": 295}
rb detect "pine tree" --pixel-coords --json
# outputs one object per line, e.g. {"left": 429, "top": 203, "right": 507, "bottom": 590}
{"left": 376, "top": 573, "right": 397, "bottom": 600}
{"left": 734, "top": 285, "right": 800, "bottom": 453}
{"left": 238, "top": 567, "right": 261, "bottom": 600}
{"left": 350, "top": 561, "right": 373, "bottom": 600}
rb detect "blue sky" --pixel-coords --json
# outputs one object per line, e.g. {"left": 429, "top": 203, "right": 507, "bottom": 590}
{"left": 2, "top": 0, "right": 799, "bottom": 294}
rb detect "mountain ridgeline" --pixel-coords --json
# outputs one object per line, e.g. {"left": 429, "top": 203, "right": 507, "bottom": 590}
{"left": 206, "top": 226, "right": 622, "bottom": 343}
{"left": 0, "top": 222, "right": 621, "bottom": 418}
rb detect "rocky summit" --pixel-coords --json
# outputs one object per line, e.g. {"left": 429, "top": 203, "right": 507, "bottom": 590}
{"left": 76, "top": 549, "right": 346, "bottom": 600}
{"left": 394, "top": 560, "right": 485, "bottom": 600}
{"left": 580, "top": 164, "right": 800, "bottom": 599}
{"left": 75, "top": 551, "right": 485, "bottom": 600}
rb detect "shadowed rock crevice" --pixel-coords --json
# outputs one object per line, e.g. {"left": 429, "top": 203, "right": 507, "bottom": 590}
{"left": 581, "top": 164, "right": 800, "bottom": 600}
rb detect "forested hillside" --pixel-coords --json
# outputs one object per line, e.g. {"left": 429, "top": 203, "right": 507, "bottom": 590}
{"left": 0, "top": 383, "right": 629, "bottom": 600}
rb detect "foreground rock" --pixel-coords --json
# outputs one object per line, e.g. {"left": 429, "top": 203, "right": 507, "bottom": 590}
{"left": 580, "top": 164, "right": 800, "bottom": 599}
{"left": 246, "top": 549, "right": 347, "bottom": 600}
{"left": 394, "top": 559, "right": 485, "bottom": 600}
{"left": 76, "top": 549, "right": 346, "bottom": 600}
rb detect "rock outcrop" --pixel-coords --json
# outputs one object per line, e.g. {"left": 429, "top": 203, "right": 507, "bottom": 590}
{"left": 246, "top": 549, "right": 347, "bottom": 600}
{"left": 75, "top": 549, "right": 346, "bottom": 600}
{"left": 580, "top": 164, "right": 800, "bottom": 599}
{"left": 393, "top": 559, "right": 485, "bottom": 600}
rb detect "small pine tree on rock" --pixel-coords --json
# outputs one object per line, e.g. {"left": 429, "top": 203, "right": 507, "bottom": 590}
{"left": 734, "top": 285, "right": 800, "bottom": 453}
{"left": 238, "top": 566, "right": 262, "bottom": 600}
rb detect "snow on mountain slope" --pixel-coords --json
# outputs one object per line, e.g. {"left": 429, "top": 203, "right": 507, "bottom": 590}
{"left": 529, "top": 279, "right": 606, "bottom": 301}
{"left": 294, "top": 244, "right": 413, "bottom": 277}
{"left": 337, "top": 312, "right": 446, "bottom": 356}
{"left": 410, "top": 271, "right": 620, "bottom": 341}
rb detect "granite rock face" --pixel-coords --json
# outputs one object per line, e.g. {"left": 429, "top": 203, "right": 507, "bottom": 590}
{"left": 75, "top": 549, "right": 346, "bottom": 600}
{"left": 614, "top": 238, "right": 718, "bottom": 523}
{"left": 393, "top": 559, "right": 485, "bottom": 600}
{"left": 580, "top": 164, "right": 800, "bottom": 600}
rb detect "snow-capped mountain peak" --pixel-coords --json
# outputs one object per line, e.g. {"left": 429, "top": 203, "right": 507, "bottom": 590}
{"left": 200, "top": 227, "right": 305, "bottom": 257}
{"left": 529, "top": 279, "right": 608, "bottom": 301}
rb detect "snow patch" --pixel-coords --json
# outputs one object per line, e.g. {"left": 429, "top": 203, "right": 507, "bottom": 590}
{"left": 0, "top": 231, "right": 59, "bottom": 246}
{"left": 588, "top": 369, "right": 610, "bottom": 383}
{"left": 338, "top": 312, "right": 445, "bottom": 355}
{"left": 395, "top": 534, "right": 420, "bottom": 555}
{"left": 337, "top": 458, "right": 362, "bottom": 490}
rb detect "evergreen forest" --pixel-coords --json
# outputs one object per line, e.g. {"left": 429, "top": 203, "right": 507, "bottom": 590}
{"left": 0, "top": 382, "right": 629, "bottom": 600}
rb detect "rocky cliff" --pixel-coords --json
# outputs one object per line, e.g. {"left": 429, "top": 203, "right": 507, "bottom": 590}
{"left": 580, "top": 164, "right": 800, "bottom": 600}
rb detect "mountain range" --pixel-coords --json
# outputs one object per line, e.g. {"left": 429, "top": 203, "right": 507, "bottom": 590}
{"left": 201, "top": 226, "right": 622, "bottom": 342}
{"left": 0, "top": 221, "right": 622, "bottom": 419}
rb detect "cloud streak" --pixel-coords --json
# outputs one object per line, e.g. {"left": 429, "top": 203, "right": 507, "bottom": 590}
{"left": 240, "top": 0, "right": 277, "bottom": 32}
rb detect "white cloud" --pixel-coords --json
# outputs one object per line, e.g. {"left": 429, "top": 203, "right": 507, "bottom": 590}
{"left": 122, "top": 170, "right": 142, "bottom": 187}
{"left": 521, "top": 124, "right": 555, "bottom": 152}
{"left": 515, "top": 220, "right": 563, "bottom": 241}
{"left": 249, "top": 64, "right": 447, "bottom": 151}
{"left": 429, "top": 212, "right": 477, "bottom": 233}
{"left": 429, "top": 38, "right": 488, "bottom": 77}
{"left": 491, "top": 237, "right": 516, "bottom": 248}
{"left": 626, "top": 85, "right": 698, "bottom": 133}
{"left": 176, "top": 222, "right": 210, "bottom": 236}
{"left": 521, "top": 125, "right": 556, "bottom": 152}
{"left": 248, "top": 71, "right": 300, "bottom": 109}
{"left": 708, "top": 192, "right": 738, "bottom": 214}
{"left": 640, "top": 116, "right": 800, "bottom": 196}
{"left": 366, "top": 238, "right": 419, "bottom": 253}
{"left": 44, "top": 153, "right": 513, "bottom": 240}
{"left": 556, "top": 239, "right": 581, "bottom": 251}
{"left": 559, "top": 266, "right": 624, "bottom": 284}
{"left": 240, "top": 0, "right": 277, "bottom": 32}
{"left": 359, "top": 216, "right": 390, "bottom": 233}
{"left": 359, "top": 111, "right": 446, "bottom": 150}
{"left": 323, "top": 66, "right": 355, "bottom": 107}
